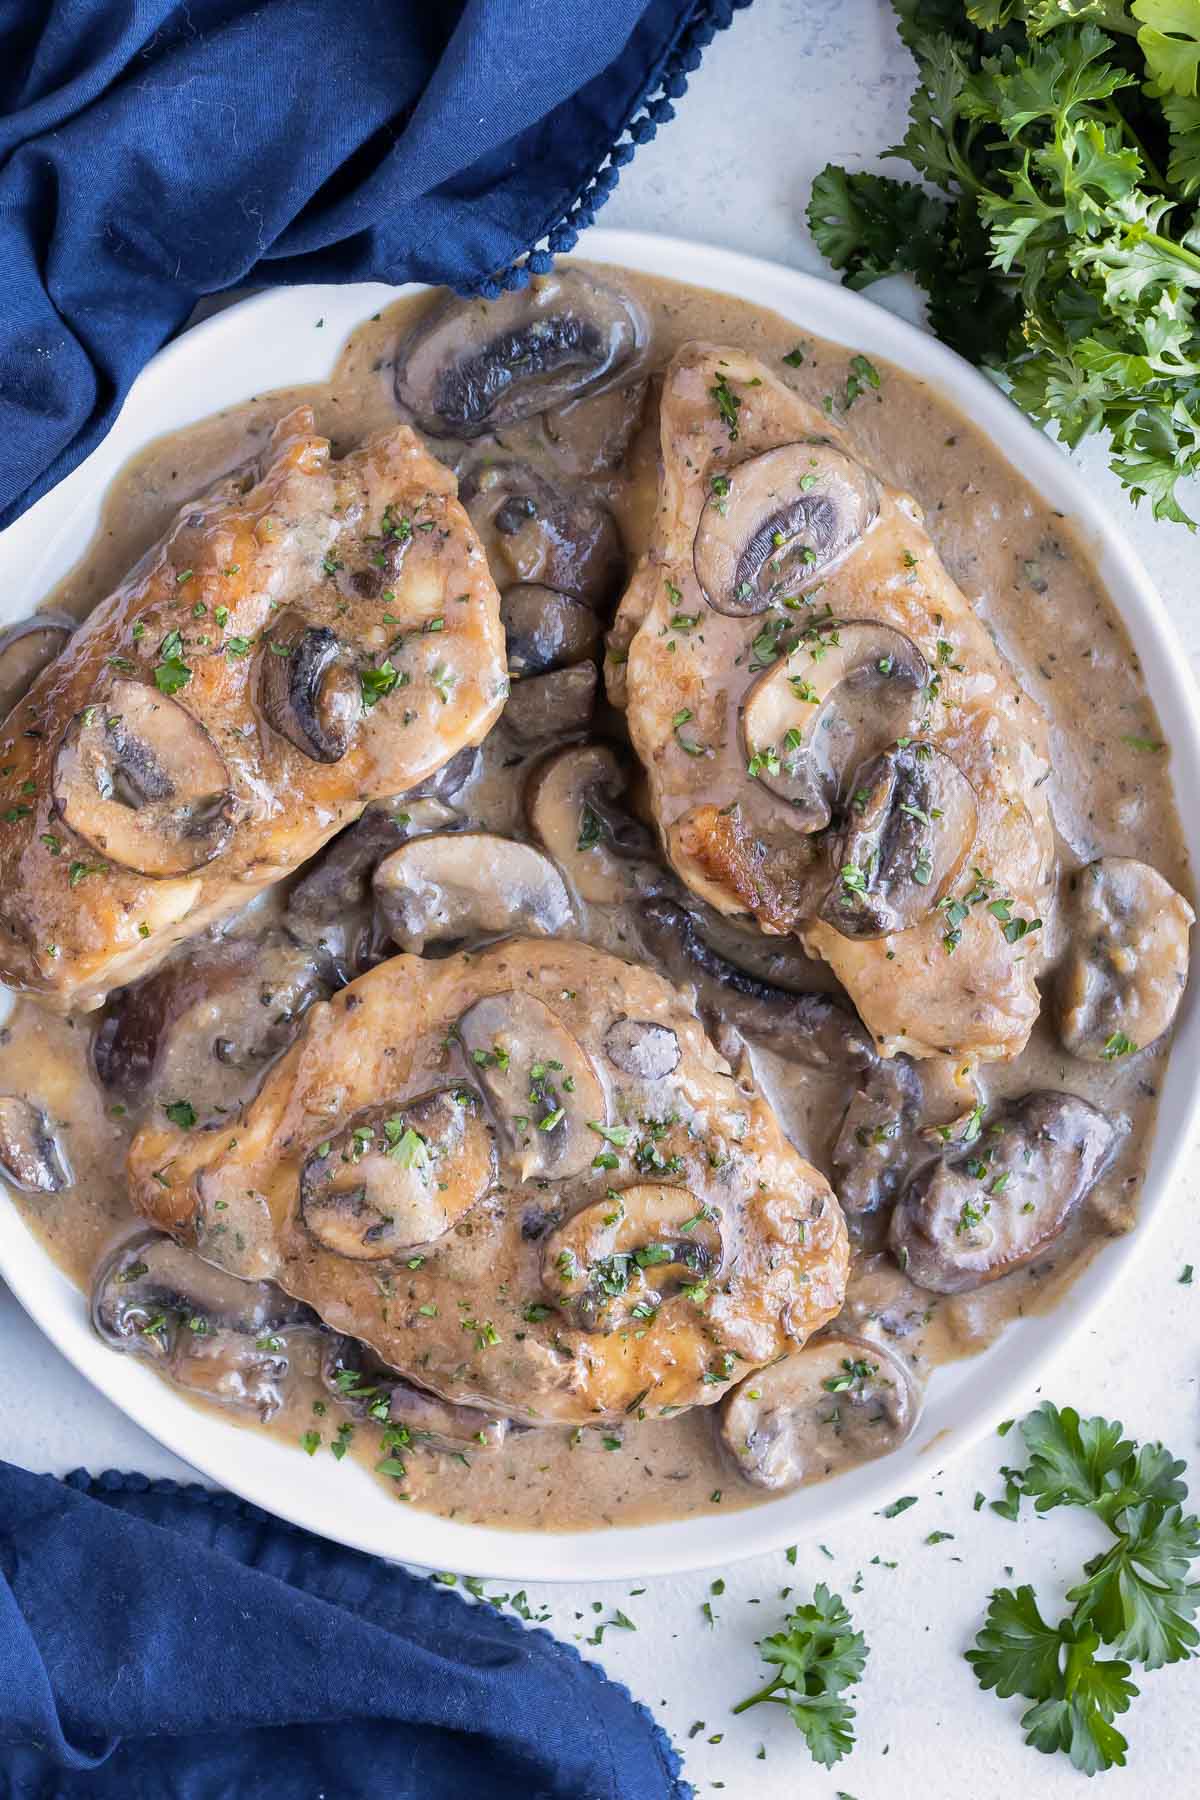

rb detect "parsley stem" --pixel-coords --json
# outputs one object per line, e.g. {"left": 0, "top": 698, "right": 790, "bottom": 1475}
{"left": 732, "top": 1677, "right": 785, "bottom": 1715}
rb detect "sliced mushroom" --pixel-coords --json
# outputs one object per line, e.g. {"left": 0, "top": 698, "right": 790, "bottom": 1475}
{"left": 820, "top": 741, "right": 978, "bottom": 940}
{"left": 1056, "top": 857, "right": 1194, "bottom": 1061}
{"left": 300, "top": 1085, "right": 496, "bottom": 1260}
{"left": 639, "top": 897, "right": 875, "bottom": 1071}
{"left": 323, "top": 1339, "right": 510, "bottom": 1452}
{"left": 889, "top": 1091, "right": 1119, "bottom": 1294}
{"left": 0, "top": 1096, "right": 71, "bottom": 1193}
{"left": 258, "top": 609, "right": 360, "bottom": 763}
{"left": 694, "top": 442, "right": 880, "bottom": 617}
{"left": 0, "top": 612, "right": 74, "bottom": 722}
{"left": 542, "top": 1184, "right": 723, "bottom": 1332}
{"left": 718, "top": 1331, "right": 916, "bottom": 1490}
{"left": 604, "top": 1018, "right": 680, "bottom": 1082}
{"left": 373, "top": 832, "right": 573, "bottom": 953}
{"left": 526, "top": 742, "right": 656, "bottom": 904}
{"left": 457, "top": 990, "right": 608, "bottom": 1179}
{"left": 741, "top": 621, "right": 929, "bottom": 828}
{"left": 831, "top": 1058, "right": 924, "bottom": 1215}
{"left": 395, "top": 269, "right": 647, "bottom": 436}
{"left": 91, "top": 1230, "right": 317, "bottom": 1419}
{"left": 92, "top": 935, "right": 330, "bottom": 1107}
{"left": 501, "top": 583, "right": 601, "bottom": 677}
{"left": 52, "top": 679, "right": 234, "bottom": 877}
{"left": 460, "top": 460, "right": 624, "bottom": 605}
{"left": 502, "top": 663, "right": 597, "bottom": 746}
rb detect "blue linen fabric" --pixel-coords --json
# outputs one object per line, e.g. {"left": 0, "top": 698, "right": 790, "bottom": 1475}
{"left": 0, "top": 1461, "right": 692, "bottom": 1797}
{"left": 0, "top": 0, "right": 750, "bottom": 531}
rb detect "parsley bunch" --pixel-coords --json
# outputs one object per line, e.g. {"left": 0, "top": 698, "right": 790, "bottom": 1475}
{"left": 807, "top": 1, "right": 1200, "bottom": 523}
{"left": 732, "top": 1583, "right": 868, "bottom": 1767}
{"left": 967, "top": 1401, "right": 1200, "bottom": 1774}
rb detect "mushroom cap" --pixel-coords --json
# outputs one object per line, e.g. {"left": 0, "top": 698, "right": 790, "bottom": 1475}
{"left": 501, "top": 583, "right": 602, "bottom": 678}
{"left": 459, "top": 458, "right": 625, "bottom": 605}
{"left": 373, "top": 831, "right": 574, "bottom": 953}
{"left": 526, "top": 742, "right": 657, "bottom": 906}
{"left": 0, "top": 1095, "right": 71, "bottom": 1194}
{"left": 0, "top": 612, "right": 74, "bottom": 724}
{"left": 1056, "top": 856, "right": 1194, "bottom": 1061}
{"left": 395, "top": 268, "right": 647, "bottom": 437}
{"left": 126, "top": 939, "right": 849, "bottom": 1424}
{"left": 889, "top": 1090, "right": 1119, "bottom": 1294}
{"left": 613, "top": 340, "right": 1055, "bottom": 1062}
{"left": 719, "top": 1330, "right": 917, "bottom": 1491}
{"left": 258, "top": 610, "right": 361, "bottom": 764}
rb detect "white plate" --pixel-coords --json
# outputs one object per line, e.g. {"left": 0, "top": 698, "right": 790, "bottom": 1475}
{"left": 2, "top": 230, "right": 1198, "bottom": 1581}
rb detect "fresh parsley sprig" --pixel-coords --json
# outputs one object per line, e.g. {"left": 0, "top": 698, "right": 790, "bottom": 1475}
{"left": 807, "top": 2, "right": 1200, "bottom": 523}
{"left": 732, "top": 1583, "right": 869, "bottom": 1767}
{"left": 967, "top": 1401, "right": 1200, "bottom": 1774}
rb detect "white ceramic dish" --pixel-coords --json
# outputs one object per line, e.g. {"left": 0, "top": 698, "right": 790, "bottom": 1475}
{"left": 1, "top": 230, "right": 1197, "bottom": 1581}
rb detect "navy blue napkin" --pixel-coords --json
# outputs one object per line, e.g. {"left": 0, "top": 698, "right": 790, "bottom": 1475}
{"left": 0, "top": 1462, "right": 692, "bottom": 1797}
{"left": 0, "top": 0, "right": 750, "bottom": 531}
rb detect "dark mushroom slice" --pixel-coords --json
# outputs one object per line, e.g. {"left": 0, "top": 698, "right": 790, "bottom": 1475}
{"left": 300, "top": 1085, "right": 497, "bottom": 1260}
{"left": 258, "top": 609, "right": 361, "bottom": 763}
{"left": 395, "top": 268, "right": 647, "bottom": 437}
{"left": 502, "top": 662, "right": 597, "bottom": 746}
{"left": 526, "top": 742, "right": 657, "bottom": 905}
{"left": 92, "top": 935, "right": 331, "bottom": 1106}
{"left": 501, "top": 583, "right": 602, "bottom": 677}
{"left": 1056, "top": 856, "right": 1194, "bottom": 1062}
{"left": 373, "top": 832, "right": 573, "bottom": 953}
{"left": 695, "top": 442, "right": 880, "bottom": 617}
{"left": 459, "top": 459, "right": 624, "bottom": 606}
{"left": 91, "top": 1229, "right": 318, "bottom": 1420}
{"left": 718, "top": 1331, "right": 916, "bottom": 1490}
{"left": 52, "top": 679, "right": 235, "bottom": 877}
{"left": 831, "top": 1058, "right": 924, "bottom": 1215}
{"left": 740, "top": 621, "right": 929, "bottom": 829}
{"left": 604, "top": 1018, "right": 681, "bottom": 1082}
{"left": 820, "top": 741, "right": 978, "bottom": 941}
{"left": 0, "top": 1096, "right": 71, "bottom": 1194}
{"left": 889, "top": 1091, "right": 1119, "bottom": 1295}
{"left": 322, "top": 1339, "right": 510, "bottom": 1452}
{"left": 639, "top": 897, "right": 876, "bottom": 1072}
{"left": 0, "top": 612, "right": 74, "bottom": 721}
{"left": 542, "top": 1185, "right": 724, "bottom": 1333}
{"left": 457, "top": 990, "right": 609, "bottom": 1180}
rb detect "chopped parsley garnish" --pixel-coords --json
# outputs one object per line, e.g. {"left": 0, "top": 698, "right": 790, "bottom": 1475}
{"left": 153, "top": 629, "right": 191, "bottom": 696}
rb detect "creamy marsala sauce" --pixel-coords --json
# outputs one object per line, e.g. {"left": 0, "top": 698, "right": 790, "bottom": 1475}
{"left": 0, "top": 264, "right": 1191, "bottom": 1533}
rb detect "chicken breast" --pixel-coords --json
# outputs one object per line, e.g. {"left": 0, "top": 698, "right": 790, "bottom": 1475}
{"left": 127, "top": 939, "right": 848, "bottom": 1425}
{"left": 0, "top": 408, "right": 506, "bottom": 1010}
{"left": 609, "top": 343, "right": 1055, "bottom": 1062}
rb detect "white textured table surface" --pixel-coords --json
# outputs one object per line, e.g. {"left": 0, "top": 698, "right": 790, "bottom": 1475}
{"left": 3, "top": 2, "right": 1198, "bottom": 1794}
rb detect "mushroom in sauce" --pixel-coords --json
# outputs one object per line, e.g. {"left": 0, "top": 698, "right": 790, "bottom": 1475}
{"left": 501, "top": 583, "right": 601, "bottom": 678}
{"left": 718, "top": 1331, "right": 916, "bottom": 1490}
{"left": 526, "top": 742, "right": 657, "bottom": 904}
{"left": 502, "top": 661, "right": 597, "bottom": 746}
{"left": 1056, "top": 856, "right": 1193, "bottom": 1062}
{"left": 92, "top": 1230, "right": 318, "bottom": 1419}
{"left": 740, "top": 620, "right": 929, "bottom": 829}
{"left": 395, "top": 268, "right": 647, "bottom": 437}
{"left": 542, "top": 1184, "right": 724, "bottom": 1333}
{"left": 459, "top": 459, "right": 624, "bottom": 606}
{"left": 373, "top": 832, "right": 574, "bottom": 952}
{"left": 52, "top": 679, "right": 235, "bottom": 877}
{"left": 0, "top": 613, "right": 74, "bottom": 722}
{"left": 694, "top": 442, "right": 880, "bottom": 616}
{"left": 323, "top": 1339, "right": 510, "bottom": 1452}
{"left": 456, "top": 989, "right": 609, "bottom": 1180}
{"left": 258, "top": 609, "right": 360, "bottom": 763}
{"left": 820, "top": 741, "right": 978, "bottom": 940}
{"left": 0, "top": 1096, "right": 71, "bottom": 1193}
{"left": 299, "top": 1086, "right": 497, "bottom": 1260}
{"left": 889, "top": 1091, "right": 1119, "bottom": 1295}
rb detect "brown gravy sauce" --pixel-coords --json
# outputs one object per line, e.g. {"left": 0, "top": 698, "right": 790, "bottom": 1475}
{"left": 0, "top": 266, "right": 1188, "bottom": 1533}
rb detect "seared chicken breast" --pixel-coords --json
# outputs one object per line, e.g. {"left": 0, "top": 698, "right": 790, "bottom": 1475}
{"left": 609, "top": 344, "right": 1055, "bottom": 1062}
{"left": 0, "top": 407, "right": 506, "bottom": 1009}
{"left": 128, "top": 939, "right": 848, "bottom": 1425}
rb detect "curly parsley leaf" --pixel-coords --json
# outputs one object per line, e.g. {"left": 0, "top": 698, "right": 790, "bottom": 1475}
{"left": 732, "top": 1584, "right": 868, "bottom": 1768}
{"left": 807, "top": 2, "right": 1200, "bottom": 523}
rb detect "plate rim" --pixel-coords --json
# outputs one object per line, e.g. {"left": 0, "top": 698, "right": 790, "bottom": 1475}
{"left": 2, "top": 225, "right": 1198, "bottom": 1581}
